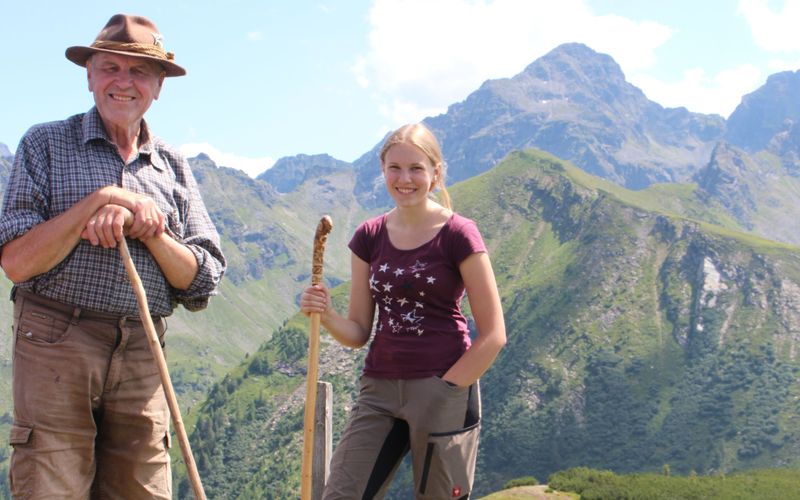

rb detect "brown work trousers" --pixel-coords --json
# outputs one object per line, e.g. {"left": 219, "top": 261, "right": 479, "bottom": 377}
{"left": 323, "top": 375, "right": 481, "bottom": 500}
{"left": 8, "top": 290, "right": 171, "bottom": 499}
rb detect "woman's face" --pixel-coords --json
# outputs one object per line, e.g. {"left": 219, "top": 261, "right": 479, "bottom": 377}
{"left": 382, "top": 142, "right": 438, "bottom": 208}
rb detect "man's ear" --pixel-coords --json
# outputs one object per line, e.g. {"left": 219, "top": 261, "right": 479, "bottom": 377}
{"left": 86, "top": 62, "right": 93, "bottom": 92}
{"left": 154, "top": 72, "right": 166, "bottom": 100}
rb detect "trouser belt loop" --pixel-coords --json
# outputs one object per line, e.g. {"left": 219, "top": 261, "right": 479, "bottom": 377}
{"left": 71, "top": 307, "right": 82, "bottom": 325}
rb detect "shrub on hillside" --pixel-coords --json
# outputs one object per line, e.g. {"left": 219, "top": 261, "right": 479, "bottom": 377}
{"left": 502, "top": 476, "right": 539, "bottom": 488}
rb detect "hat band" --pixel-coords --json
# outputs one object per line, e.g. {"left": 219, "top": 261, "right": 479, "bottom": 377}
{"left": 91, "top": 40, "right": 175, "bottom": 61}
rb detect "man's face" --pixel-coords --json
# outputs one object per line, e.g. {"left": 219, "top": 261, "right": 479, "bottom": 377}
{"left": 87, "top": 52, "right": 165, "bottom": 132}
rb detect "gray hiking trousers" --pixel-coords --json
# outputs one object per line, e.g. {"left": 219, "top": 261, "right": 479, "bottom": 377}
{"left": 323, "top": 375, "right": 481, "bottom": 499}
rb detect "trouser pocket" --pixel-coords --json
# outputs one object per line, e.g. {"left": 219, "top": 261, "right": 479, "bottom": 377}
{"left": 9, "top": 423, "right": 34, "bottom": 499}
{"left": 418, "top": 422, "right": 480, "bottom": 499}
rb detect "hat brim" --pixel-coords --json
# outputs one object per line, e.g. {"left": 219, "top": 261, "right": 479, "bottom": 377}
{"left": 65, "top": 45, "right": 186, "bottom": 77}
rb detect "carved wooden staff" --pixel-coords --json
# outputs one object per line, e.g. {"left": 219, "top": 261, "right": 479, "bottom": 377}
{"left": 301, "top": 215, "right": 334, "bottom": 500}
{"left": 118, "top": 238, "right": 207, "bottom": 500}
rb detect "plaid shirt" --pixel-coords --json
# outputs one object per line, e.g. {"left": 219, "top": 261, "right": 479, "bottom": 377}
{"left": 0, "top": 107, "right": 226, "bottom": 316}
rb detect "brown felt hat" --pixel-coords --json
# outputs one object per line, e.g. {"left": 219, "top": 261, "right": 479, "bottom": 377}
{"left": 66, "top": 14, "right": 186, "bottom": 77}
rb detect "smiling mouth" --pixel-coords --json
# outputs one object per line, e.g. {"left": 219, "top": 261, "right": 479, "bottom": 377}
{"left": 110, "top": 94, "right": 134, "bottom": 102}
{"left": 396, "top": 187, "right": 416, "bottom": 194}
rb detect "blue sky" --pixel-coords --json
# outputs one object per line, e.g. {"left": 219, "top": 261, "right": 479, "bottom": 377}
{"left": 2, "top": 0, "right": 799, "bottom": 177}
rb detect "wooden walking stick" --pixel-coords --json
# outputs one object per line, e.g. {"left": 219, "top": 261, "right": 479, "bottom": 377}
{"left": 301, "top": 215, "right": 334, "bottom": 500}
{"left": 118, "top": 237, "right": 207, "bottom": 500}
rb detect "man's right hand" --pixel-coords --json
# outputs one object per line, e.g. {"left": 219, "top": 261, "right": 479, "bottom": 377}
{"left": 81, "top": 204, "right": 134, "bottom": 248}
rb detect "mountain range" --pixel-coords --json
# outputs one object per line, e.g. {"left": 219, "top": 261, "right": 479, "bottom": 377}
{"left": 2, "top": 42, "right": 800, "bottom": 498}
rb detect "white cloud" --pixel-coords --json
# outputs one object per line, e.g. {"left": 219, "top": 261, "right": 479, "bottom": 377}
{"left": 180, "top": 143, "right": 275, "bottom": 178}
{"left": 768, "top": 57, "right": 800, "bottom": 72}
{"left": 246, "top": 31, "right": 264, "bottom": 42}
{"left": 629, "top": 64, "right": 764, "bottom": 117}
{"left": 356, "top": 0, "right": 673, "bottom": 126}
{"left": 738, "top": 0, "right": 800, "bottom": 52}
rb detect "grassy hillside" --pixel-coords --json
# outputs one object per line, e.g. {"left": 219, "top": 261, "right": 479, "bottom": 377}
{"left": 473, "top": 151, "right": 800, "bottom": 489}
{"left": 545, "top": 466, "right": 800, "bottom": 499}
{"left": 176, "top": 149, "right": 800, "bottom": 498}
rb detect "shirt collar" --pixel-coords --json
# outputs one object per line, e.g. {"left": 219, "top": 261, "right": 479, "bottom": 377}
{"left": 81, "top": 107, "right": 165, "bottom": 172}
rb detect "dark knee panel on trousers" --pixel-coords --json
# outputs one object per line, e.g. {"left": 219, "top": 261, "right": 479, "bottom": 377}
{"left": 363, "top": 418, "right": 410, "bottom": 499}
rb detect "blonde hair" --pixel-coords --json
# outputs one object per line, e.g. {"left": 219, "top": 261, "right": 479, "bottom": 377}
{"left": 379, "top": 123, "right": 452, "bottom": 210}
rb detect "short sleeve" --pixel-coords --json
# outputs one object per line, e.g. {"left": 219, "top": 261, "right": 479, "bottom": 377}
{"left": 448, "top": 215, "right": 487, "bottom": 265}
{"left": 348, "top": 220, "right": 372, "bottom": 263}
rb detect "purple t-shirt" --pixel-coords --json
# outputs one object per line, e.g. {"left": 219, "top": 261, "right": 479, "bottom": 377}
{"left": 348, "top": 212, "right": 487, "bottom": 379}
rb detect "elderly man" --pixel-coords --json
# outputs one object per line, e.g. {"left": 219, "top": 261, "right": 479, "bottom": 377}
{"left": 0, "top": 14, "right": 225, "bottom": 498}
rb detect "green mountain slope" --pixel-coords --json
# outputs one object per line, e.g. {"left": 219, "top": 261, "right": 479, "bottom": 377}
{"left": 178, "top": 149, "right": 800, "bottom": 498}
{"left": 471, "top": 151, "right": 800, "bottom": 489}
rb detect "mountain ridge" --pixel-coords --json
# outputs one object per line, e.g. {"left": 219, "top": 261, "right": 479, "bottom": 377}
{"left": 349, "top": 42, "right": 725, "bottom": 210}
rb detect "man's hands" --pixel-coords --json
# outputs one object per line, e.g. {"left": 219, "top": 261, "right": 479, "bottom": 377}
{"left": 82, "top": 187, "right": 166, "bottom": 248}
{"left": 81, "top": 187, "right": 198, "bottom": 290}
{"left": 81, "top": 204, "right": 134, "bottom": 247}
{"left": 0, "top": 186, "right": 170, "bottom": 283}
{"left": 127, "top": 194, "right": 166, "bottom": 239}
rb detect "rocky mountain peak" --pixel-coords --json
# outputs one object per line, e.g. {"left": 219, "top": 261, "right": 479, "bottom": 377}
{"left": 354, "top": 42, "right": 724, "bottom": 205}
{"left": 725, "top": 70, "right": 800, "bottom": 152}
{"left": 767, "top": 120, "right": 800, "bottom": 175}
{"left": 257, "top": 153, "right": 350, "bottom": 193}
{"left": 693, "top": 142, "right": 756, "bottom": 222}
{"left": 517, "top": 42, "right": 637, "bottom": 107}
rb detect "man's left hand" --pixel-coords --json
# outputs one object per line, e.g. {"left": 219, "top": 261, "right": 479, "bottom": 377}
{"left": 81, "top": 204, "right": 134, "bottom": 248}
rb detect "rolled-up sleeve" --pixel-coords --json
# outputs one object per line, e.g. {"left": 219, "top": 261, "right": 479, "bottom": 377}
{"left": 168, "top": 155, "right": 226, "bottom": 311}
{"left": 0, "top": 130, "right": 49, "bottom": 251}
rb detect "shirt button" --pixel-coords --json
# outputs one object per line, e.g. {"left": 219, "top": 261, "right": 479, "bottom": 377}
{"left": 25, "top": 331, "right": 33, "bottom": 338}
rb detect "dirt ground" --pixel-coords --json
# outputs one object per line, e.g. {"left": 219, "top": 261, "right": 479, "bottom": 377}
{"left": 479, "top": 484, "right": 578, "bottom": 499}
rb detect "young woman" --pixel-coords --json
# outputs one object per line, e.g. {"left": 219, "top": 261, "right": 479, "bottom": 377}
{"left": 300, "top": 123, "right": 506, "bottom": 499}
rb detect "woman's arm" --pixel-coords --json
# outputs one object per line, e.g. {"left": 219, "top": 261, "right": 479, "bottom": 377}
{"left": 300, "top": 252, "right": 375, "bottom": 348}
{"left": 442, "top": 252, "right": 507, "bottom": 387}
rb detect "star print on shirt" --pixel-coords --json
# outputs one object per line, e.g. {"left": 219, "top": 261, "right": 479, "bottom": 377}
{"left": 409, "top": 260, "right": 428, "bottom": 273}
{"left": 372, "top": 253, "right": 442, "bottom": 336}
{"left": 401, "top": 310, "right": 423, "bottom": 324}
